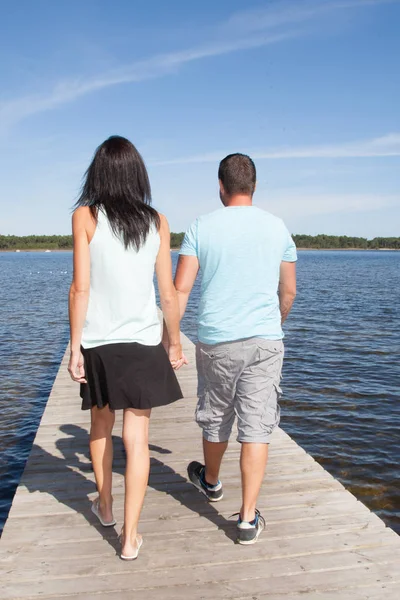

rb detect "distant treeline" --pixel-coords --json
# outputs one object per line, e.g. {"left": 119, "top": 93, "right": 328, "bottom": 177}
{"left": 0, "top": 233, "right": 399, "bottom": 250}
{"left": 293, "top": 235, "right": 400, "bottom": 249}
{"left": 170, "top": 232, "right": 185, "bottom": 248}
{"left": 0, "top": 233, "right": 186, "bottom": 250}
{"left": 0, "top": 235, "right": 73, "bottom": 250}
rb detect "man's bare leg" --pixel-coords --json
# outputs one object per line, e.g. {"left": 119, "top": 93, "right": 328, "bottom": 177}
{"left": 240, "top": 442, "right": 268, "bottom": 521}
{"left": 203, "top": 438, "right": 228, "bottom": 485}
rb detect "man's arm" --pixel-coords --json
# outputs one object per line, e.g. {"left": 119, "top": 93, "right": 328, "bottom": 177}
{"left": 279, "top": 261, "right": 296, "bottom": 324}
{"left": 174, "top": 255, "right": 200, "bottom": 318}
{"left": 161, "top": 254, "right": 199, "bottom": 349}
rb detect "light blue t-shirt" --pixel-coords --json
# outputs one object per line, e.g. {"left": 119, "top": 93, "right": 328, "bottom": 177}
{"left": 180, "top": 206, "right": 297, "bottom": 345}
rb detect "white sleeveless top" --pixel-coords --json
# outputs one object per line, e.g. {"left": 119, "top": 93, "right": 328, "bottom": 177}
{"left": 81, "top": 209, "right": 161, "bottom": 349}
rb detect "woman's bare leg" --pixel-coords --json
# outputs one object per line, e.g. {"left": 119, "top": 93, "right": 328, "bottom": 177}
{"left": 90, "top": 405, "right": 115, "bottom": 522}
{"left": 121, "top": 408, "right": 151, "bottom": 556}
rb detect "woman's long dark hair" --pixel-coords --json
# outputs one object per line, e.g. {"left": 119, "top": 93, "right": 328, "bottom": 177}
{"left": 75, "top": 136, "right": 160, "bottom": 250}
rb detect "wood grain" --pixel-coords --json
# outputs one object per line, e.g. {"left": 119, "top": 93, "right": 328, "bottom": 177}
{"left": 1, "top": 332, "right": 399, "bottom": 599}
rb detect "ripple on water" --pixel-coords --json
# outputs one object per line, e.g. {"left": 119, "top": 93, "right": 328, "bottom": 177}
{"left": 0, "top": 249, "right": 399, "bottom": 536}
{"left": 0, "top": 253, "right": 71, "bottom": 532}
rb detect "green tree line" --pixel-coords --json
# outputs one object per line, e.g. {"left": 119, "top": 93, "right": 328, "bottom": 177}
{"left": 0, "top": 233, "right": 186, "bottom": 250}
{"left": 0, "top": 233, "right": 399, "bottom": 250}
{"left": 293, "top": 235, "right": 400, "bottom": 249}
{"left": 0, "top": 235, "right": 73, "bottom": 250}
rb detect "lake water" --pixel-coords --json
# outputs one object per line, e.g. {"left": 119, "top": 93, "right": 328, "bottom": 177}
{"left": 0, "top": 250, "right": 399, "bottom": 535}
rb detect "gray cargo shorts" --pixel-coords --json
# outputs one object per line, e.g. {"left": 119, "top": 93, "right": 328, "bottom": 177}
{"left": 195, "top": 337, "right": 284, "bottom": 444}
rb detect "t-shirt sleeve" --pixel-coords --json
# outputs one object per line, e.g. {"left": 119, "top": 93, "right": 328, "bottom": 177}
{"left": 179, "top": 219, "right": 199, "bottom": 257}
{"left": 282, "top": 227, "right": 297, "bottom": 262}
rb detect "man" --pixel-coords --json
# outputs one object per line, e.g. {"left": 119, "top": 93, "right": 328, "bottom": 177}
{"left": 175, "top": 153, "right": 297, "bottom": 545}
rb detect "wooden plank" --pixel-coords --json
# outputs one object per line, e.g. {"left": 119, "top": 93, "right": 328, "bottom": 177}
{"left": 3, "top": 499, "right": 375, "bottom": 538}
{"left": 2, "top": 529, "right": 398, "bottom": 581}
{"left": 1, "top": 330, "right": 399, "bottom": 599}
{"left": 6, "top": 488, "right": 357, "bottom": 518}
{"left": 15, "top": 582, "right": 400, "bottom": 600}
{"left": 2, "top": 545, "right": 400, "bottom": 598}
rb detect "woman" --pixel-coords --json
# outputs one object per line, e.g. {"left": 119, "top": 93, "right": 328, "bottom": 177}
{"left": 68, "top": 135, "right": 184, "bottom": 560}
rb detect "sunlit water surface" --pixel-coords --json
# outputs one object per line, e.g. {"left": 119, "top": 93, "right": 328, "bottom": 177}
{"left": 0, "top": 250, "right": 399, "bottom": 534}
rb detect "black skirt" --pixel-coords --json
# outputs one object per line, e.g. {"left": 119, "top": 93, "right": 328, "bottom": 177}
{"left": 80, "top": 342, "right": 183, "bottom": 411}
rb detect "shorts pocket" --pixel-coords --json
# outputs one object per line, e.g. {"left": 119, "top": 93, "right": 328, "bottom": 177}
{"left": 195, "top": 389, "right": 213, "bottom": 427}
{"left": 256, "top": 339, "right": 284, "bottom": 355}
{"left": 199, "top": 346, "right": 229, "bottom": 384}
{"left": 272, "top": 383, "right": 282, "bottom": 428}
{"left": 256, "top": 341, "right": 284, "bottom": 376}
{"left": 261, "top": 383, "right": 282, "bottom": 435}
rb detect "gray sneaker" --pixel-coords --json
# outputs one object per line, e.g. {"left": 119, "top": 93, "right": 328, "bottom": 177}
{"left": 235, "top": 509, "right": 265, "bottom": 545}
{"left": 187, "top": 461, "right": 224, "bottom": 502}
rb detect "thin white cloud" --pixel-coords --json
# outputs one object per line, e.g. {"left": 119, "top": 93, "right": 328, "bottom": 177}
{"left": 0, "top": 31, "right": 293, "bottom": 128}
{"left": 222, "top": 0, "right": 398, "bottom": 36}
{"left": 1, "top": 0, "right": 397, "bottom": 129}
{"left": 151, "top": 133, "right": 400, "bottom": 165}
{"left": 263, "top": 190, "right": 399, "bottom": 220}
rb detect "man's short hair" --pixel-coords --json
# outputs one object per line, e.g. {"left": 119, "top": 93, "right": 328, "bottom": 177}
{"left": 218, "top": 153, "right": 256, "bottom": 197}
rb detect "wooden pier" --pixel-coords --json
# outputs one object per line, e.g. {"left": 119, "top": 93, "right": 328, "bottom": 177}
{"left": 1, "top": 333, "right": 399, "bottom": 599}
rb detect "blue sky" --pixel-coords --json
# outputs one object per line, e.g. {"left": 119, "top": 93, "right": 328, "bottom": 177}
{"left": 0, "top": 0, "right": 399, "bottom": 237}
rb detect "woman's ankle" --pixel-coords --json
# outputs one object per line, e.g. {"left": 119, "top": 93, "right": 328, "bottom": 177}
{"left": 98, "top": 494, "right": 113, "bottom": 508}
{"left": 123, "top": 526, "right": 138, "bottom": 544}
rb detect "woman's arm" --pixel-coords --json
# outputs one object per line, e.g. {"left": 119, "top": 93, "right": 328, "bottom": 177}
{"left": 68, "top": 208, "right": 90, "bottom": 383}
{"left": 155, "top": 214, "right": 185, "bottom": 369}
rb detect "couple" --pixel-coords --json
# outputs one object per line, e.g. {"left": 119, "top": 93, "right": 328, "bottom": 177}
{"left": 68, "top": 135, "right": 297, "bottom": 560}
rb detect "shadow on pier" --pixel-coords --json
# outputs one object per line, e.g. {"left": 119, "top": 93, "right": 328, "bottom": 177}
{"left": 23, "top": 424, "right": 235, "bottom": 552}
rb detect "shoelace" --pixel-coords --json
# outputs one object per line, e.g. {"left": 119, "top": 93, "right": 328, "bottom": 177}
{"left": 229, "top": 509, "right": 265, "bottom": 527}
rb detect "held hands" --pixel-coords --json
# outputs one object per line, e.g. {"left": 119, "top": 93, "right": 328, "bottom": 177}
{"left": 68, "top": 351, "right": 87, "bottom": 383}
{"left": 67, "top": 345, "right": 186, "bottom": 381}
{"left": 168, "top": 343, "right": 188, "bottom": 370}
